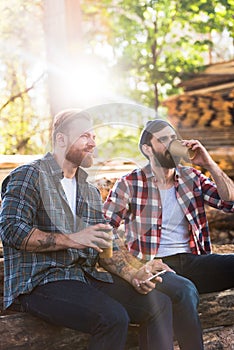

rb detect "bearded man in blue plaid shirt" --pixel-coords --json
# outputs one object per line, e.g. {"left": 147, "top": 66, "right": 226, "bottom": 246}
{"left": 0, "top": 110, "right": 182, "bottom": 350}
{"left": 104, "top": 119, "right": 234, "bottom": 348}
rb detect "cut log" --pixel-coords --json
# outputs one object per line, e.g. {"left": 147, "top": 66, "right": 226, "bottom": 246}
{"left": 0, "top": 308, "right": 233, "bottom": 349}
{"left": 199, "top": 289, "right": 234, "bottom": 329}
{"left": 205, "top": 207, "right": 234, "bottom": 238}
{"left": 174, "top": 326, "right": 234, "bottom": 350}
{"left": 0, "top": 311, "right": 90, "bottom": 350}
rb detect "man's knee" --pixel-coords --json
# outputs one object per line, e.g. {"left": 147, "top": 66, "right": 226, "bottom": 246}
{"left": 96, "top": 303, "right": 130, "bottom": 331}
{"left": 176, "top": 278, "right": 199, "bottom": 306}
{"left": 161, "top": 272, "right": 199, "bottom": 305}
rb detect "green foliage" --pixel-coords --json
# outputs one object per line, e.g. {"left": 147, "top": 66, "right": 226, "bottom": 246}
{"left": 81, "top": 0, "right": 234, "bottom": 111}
{"left": 0, "top": 0, "right": 50, "bottom": 155}
{"left": 97, "top": 130, "right": 141, "bottom": 160}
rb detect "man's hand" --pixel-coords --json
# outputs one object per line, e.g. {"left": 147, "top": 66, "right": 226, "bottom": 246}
{"left": 145, "top": 259, "right": 174, "bottom": 275}
{"left": 182, "top": 139, "right": 213, "bottom": 168}
{"left": 131, "top": 260, "right": 174, "bottom": 295}
{"left": 22, "top": 224, "right": 113, "bottom": 252}
{"left": 182, "top": 139, "right": 234, "bottom": 201}
{"left": 69, "top": 223, "right": 113, "bottom": 252}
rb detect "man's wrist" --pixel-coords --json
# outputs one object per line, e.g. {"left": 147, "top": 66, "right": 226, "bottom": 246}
{"left": 204, "top": 159, "right": 219, "bottom": 173}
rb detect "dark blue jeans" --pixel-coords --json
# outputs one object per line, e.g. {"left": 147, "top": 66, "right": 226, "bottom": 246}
{"left": 19, "top": 276, "right": 173, "bottom": 350}
{"left": 161, "top": 253, "right": 234, "bottom": 293}
{"left": 155, "top": 271, "right": 203, "bottom": 350}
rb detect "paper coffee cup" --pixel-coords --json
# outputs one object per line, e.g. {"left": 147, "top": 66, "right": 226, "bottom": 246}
{"left": 99, "top": 230, "right": 113, "bottom": 258}
{"left": 168, "top": 140, "right": 195, "bottom": 160}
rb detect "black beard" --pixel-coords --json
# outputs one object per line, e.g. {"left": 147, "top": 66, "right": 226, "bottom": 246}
{"left": 151, "top": 149, "right": 181, "bottom": 169}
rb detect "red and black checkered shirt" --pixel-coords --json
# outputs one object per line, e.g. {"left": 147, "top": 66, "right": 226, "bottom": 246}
{"left": 104, "top": 164, "right": 234, "bottom": 261}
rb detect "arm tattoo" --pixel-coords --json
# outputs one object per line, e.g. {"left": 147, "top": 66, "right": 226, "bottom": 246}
{"left": 36, "top": 234, "right": 57, "bottom": 251}
{"left": 100, "top": 251, "right": 136, "bottom": 281}
{"left": 112, "top": 258, "right": 127, "bottom": 274}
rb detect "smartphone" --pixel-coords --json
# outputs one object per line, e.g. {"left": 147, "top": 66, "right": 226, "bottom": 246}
{"left": 144, "top": 269, "right": 167, "bottom": 283}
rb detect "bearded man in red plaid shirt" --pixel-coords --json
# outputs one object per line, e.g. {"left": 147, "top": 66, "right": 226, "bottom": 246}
{"left": 104, "top": 119, "right": 234, "bottom": 346}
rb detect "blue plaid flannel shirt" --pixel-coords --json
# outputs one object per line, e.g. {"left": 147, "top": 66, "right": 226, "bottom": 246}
{"left": 0, "top": 153, "right": 114, "bottom": 309}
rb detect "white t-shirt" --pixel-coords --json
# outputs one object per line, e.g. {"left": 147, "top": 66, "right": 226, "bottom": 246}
{"left": 156, "top": 186, "right": 191, "bottom": 257}
{"left": 61, "top": 176, "right": 77, "bottom": 219}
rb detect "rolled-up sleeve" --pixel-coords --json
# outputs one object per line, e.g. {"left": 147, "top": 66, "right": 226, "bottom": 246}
{"left": 198, "top": 171, "right": 234, "bottom": 213}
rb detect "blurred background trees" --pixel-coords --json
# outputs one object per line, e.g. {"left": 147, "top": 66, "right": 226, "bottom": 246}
{"left": 0, "top": 1, "right": 49, "bottom": 154}
{"left": 0, "top": 0, "right": 233, "bottom": 156}
{"left": 81, "top": 0, "right": 233, "bottom": 109}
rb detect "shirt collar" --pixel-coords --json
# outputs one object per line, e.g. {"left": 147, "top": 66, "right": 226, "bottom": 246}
{"left": 75, "top": 167, "right": 88, "bottom": 182}
{"left": 142, "top": 162, "right": 180, "bottom": 182}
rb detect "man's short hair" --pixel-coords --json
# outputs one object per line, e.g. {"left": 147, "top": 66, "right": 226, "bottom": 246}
{"left": 139, "top": 119, "right": 176, "bottom": 157}
{"left": 52, "top": 109, "right": 92, "bottom": 144}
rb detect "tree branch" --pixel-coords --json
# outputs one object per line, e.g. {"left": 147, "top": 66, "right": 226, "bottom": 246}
{"left": 0, "top": 73, "right": 46, "bottom": 113}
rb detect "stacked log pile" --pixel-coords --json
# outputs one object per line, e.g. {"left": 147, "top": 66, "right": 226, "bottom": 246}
{"left": 162, "top": 89, "right": 234, "bottom": 129}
